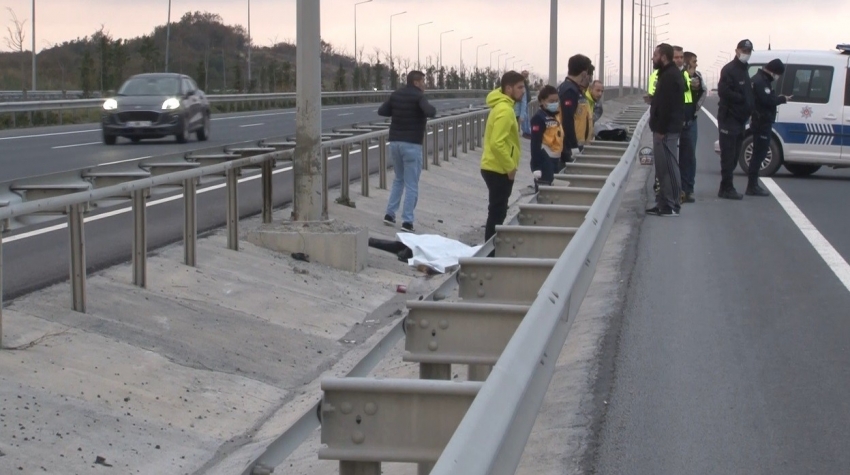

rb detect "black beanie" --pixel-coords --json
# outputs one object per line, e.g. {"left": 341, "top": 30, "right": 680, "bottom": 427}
{"left": 766, "top": 59, "right": 786, "bottom": 75}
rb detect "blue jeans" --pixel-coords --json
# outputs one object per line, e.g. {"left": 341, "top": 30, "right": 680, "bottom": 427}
{"left": 679, "top": 118, "right": 698, "bottom": 193}
{"left": 385, "top": 142, "right": 423, "bottom": 224}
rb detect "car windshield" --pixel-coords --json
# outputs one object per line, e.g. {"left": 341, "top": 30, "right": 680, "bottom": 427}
{"left": 118, "top": 77, "right": 181, "bottom": 96}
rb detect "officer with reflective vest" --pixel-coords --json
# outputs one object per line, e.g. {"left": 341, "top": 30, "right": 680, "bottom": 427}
{"left": 674, "top": 46, "right": 701, "bottom": 203}
{"left": 747, "top": 59, "right": 790, "bottom": 197}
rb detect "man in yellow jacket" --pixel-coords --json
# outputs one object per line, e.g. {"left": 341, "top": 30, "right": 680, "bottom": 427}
{"left": 481, "top": 71, "right": 526, "bottom": 247}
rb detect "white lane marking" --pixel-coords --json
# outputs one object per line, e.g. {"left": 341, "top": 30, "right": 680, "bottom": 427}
{"left": 239, "top": 123, "right": 264, "bottom": 128}
{"left": 100, "top": 156, "right": 152, "bottom": 166}
{"left": 51, "top": 141, "right": 101, "bottom": 149}
{"left": 2, "top": 126, "right": 462, "bottom": 243}
{"left": 701, "top": 108, "right": 850, "bottom": 294}
{"left": 338, "top": 113, "right": 354, "bottom": 117}
{"left": 0, "top": 101, "right": 456, "bottom": 141}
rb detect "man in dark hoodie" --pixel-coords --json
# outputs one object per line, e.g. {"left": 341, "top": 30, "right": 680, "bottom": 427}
{"left": 747, "top": 58, "right": 790, "bottom": 197}
{"left": 379, "top": 70, "right": 437, "bottom": 233}
{"left": 716, "top": 39, "right": 755, "bottom": 200}
{"left": 557, "top": 54, "right": 593, "bottom": 167}
{"left": 647, "top": 43, "right": 685, "bottom": 217}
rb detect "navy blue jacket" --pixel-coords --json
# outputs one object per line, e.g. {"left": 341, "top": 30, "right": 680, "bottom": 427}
{"left": 378, "top": 85, "right": 437, "bottom": 144}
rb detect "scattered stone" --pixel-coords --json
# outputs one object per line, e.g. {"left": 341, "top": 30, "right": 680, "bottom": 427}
{"left": 94, "top": 456, "right": 113, "bottom": 467}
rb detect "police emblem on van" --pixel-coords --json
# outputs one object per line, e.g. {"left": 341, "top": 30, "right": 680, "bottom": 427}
{"left": 801, "top": 106, "right": 813, "bottom": 119}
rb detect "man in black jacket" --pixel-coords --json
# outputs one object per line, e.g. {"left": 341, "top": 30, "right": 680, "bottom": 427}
{"left": 747, "top": 58, "right": 790, "bottom": 197}
{"left": 557, "top": 54, "right": 593, "bottom": 167}
{"left": 716, "top": 39, "right": 755, "bottom": 200}
{"left": 647, "top": 43, "right": 685, "bottom": 217}
{"left": 379, "top": 70, "right": 437, "bottom": 233}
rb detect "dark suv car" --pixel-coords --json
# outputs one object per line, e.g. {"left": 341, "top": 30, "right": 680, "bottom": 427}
{"left": 101, "top": 73, "right": 211, "bottom": 145}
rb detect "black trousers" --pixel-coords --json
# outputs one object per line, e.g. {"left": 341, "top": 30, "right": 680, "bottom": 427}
{"left": 481, "top": 169, "right": 515, "bottom": 243}
{"left": 748, "top": 124, "right": 772, "bottom": 186}
{"left": 718, "top": 120, "right": 745, "bottom": 190}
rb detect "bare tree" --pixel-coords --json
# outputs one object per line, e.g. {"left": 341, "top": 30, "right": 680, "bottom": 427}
{"left": 4, "top": 7, "right": 28, "bottom": 92}
{"left": 357, "top": 45, "right": 365, "bottom": 64}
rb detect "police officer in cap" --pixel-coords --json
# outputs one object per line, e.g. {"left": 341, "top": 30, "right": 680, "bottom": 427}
{"left": 717, "top": 39, "right": 755, "bottom": 200}
{"left": 747, "top": 59, "right": 791, "bottom": 196}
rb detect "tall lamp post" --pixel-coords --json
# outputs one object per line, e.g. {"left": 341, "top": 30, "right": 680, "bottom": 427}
{"left": 489, "top": 49, "right": 501, "bottom": 71}
{"left": 417, "top": 21, "right": 433, "bottom": 69}
{"left": 439, "top": 30, "right": 454, "bottom": 72}
{"left": 475, "top": 43, "right": 488, "bottom": 70}
{"left": 460, "top": 36, "right": 473, "bottom": 79}
{"left": 354, "top": 0, "right": 373, "bottom": 69}
{"left": 31, "top": 0, "right": 36, "bottom": 90}
{"left": 389, "top": 10, "right": 407, "bottom": 88}
{"left": 549, "top": 0, "right": 558, "bottom": 86}
{"left": 165, "top": 0, "right": 172, "bottom": 72}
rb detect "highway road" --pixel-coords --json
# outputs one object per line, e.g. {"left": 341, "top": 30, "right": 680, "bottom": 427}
{"left": 0, "top": 98, "right": 482, "bottom": 300}
{"left": 0, "top": 98, "right": 478, "bottom": 182}
{"left": 591, "top": 96, "right": 850, "bottom": 474}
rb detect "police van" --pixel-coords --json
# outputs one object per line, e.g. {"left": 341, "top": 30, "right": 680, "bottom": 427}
{"left": 713, "top": 44, "right": 850, "bottom": 177}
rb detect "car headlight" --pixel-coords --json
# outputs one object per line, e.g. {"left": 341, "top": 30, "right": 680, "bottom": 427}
{"left": 103, "top": 98, "right": 118, "bottom": 111}
{"left": 161, "top": 98, "right": 181, "bottom": 110}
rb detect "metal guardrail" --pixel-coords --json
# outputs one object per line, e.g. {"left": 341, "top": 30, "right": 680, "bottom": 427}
{"left": 0, "top": 106, "right": 491, "bottom": 344}
{"left": 311, "top": 105, "right": 650, "bottom": 475}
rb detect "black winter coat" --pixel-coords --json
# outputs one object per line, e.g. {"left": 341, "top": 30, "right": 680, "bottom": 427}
{"left": 378, "top": 85, "right": 437, "bottom": 144}
{"left": 649, "top": 62, "right": 685, "bottom": 135}
{"left": 751, "top": 69, "right": 787, "bottom": 128}
{"left": 718, "top": 57, "right": 754, "bottom": 125}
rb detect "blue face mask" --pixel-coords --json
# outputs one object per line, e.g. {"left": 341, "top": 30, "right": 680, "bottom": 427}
{"left": 545, "top": 102, "right": 559, "bottom": 113}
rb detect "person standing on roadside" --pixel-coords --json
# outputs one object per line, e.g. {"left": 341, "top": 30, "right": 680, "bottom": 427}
{"left": 676, "top": 48, "right": 703, "bottom": 203}
{"left": 515, "top": 70, "right": 533, "bottom": 139}
{"left": 647, "top": 43, "right": 685, "bottom": 217}
{"left": 558, "top": 55, "right": 594, "bottom": 166}
{"left": 481, "top": 71, "right": 525, "bottom": 247}
{"left": 380, "top": 70, "right": 437, "bottom": 233}
{"left": 716, "top": 39, "right": 755, "bottom": 200}
{"left": 747, "top": 59, "right": 790, "bottom": 197}
{"left": 529, "top": 85, "right": 564, "bottom": 191}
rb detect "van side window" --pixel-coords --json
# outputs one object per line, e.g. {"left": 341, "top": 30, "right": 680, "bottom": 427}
{"left": 782, "top": 65, "right": 833, "bottom": 104}
{"left": 748, "top": 65, "right": 764, "bottom": 78}
{"left": 845, "top": 68, "right": 850, "bottom": 106}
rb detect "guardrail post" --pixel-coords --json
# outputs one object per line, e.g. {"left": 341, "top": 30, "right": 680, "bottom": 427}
{"left": 132, "top": 189, "right": 147, "bottom": 288}
{"left": 68, "top": 204, "right": 86, "bottom": 313}
{"left": 477, "top": 116, "right": 484, "bottom": 148}
{"left": 443, "top": 122, "right": 450, "bottom": 162}
{"left": 183, "top": 178, "right": 197, "bottom": 267}
{"left": 469, "top": 118, "right": 476, "bottom": 152}
{"left": 226, "top": 168, "right": 239, "bottom": 251}
{"left": 360, "top": 140, "right": 370, "bottom": 197}
{"left": 0, "top": 227, "right": 4, "bottom": 348}
{"left": 462, "top": 119, "right": 468, "bottom": 154}
{"left": 468, "top": 365, "right": 491, "bottom": 381}
{"left": 417, "top": 363, "right": 450, "bottom": 475}
{"left": 452, "top": 120, "right": 458, "bottom": 158}
{"left": 262, "top": 159, "right": 274, "bottom": 224}
{"left": 422, "top": 128, "right": 429, "bottom": 171}
{"left": 337, "top": 143, "right": 355, "bottom": 207}
{"left": 432, "top": 123, "right": 440, "bottom": 166}
{"left": 322, "top": 148, "right": 330, "bottom": 220}
{"left": 340, "top": 462, "right": 381, "bottom": 475}
{"left": 378, "top": 137, "right": 388, "bottom": 190}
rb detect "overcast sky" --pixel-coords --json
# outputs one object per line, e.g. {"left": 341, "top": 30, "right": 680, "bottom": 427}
{"left": 3, "top": 0, "right": 848, "bottom": 85}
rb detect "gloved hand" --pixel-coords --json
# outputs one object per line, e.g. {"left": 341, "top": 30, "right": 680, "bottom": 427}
{"left": 571, "top": 147, "right": 581, "bottom": 157}
{"left": 533, "top": 170, "right": 542, "bottom": 180}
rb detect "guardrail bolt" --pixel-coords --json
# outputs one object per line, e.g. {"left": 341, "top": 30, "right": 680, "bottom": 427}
{"left": 352, "top": 430, "right": 366, "bottom": 444}
{"left": 439, "top": 320, "right": 449, "bottom": 330}
{"left": 364, "top": 402, "right": 378, "bottom": 416}
{"left": 429, "top": 341, "right": 439, "bottom": 351}
{"left": 419, "top": 319, "right": 430, "bottom": 329}
{"left": 341, "top": 402, "right": 353, "bottom": 415}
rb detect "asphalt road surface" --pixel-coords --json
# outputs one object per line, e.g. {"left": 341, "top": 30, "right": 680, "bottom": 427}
{"left": 0, "top": 98, "right": 478, "bottom": 182}
{"left": 1, "top": 98, "right": 481, "bottom": 300}
{"left": 592, "top": 96, "right": 850, "bottom": 474}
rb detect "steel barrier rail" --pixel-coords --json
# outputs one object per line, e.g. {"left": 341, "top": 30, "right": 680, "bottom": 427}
{"left": 0, "top": 106, "right": 491, "bottom": 344}
{"left": 0, "top": 89, "right": 490, "bottom": 114}
{"left": 313, "top": 104, "right": 649, "bottom": 475}
{"left": 429, "top": 109, "right": 649, "bottom": 475}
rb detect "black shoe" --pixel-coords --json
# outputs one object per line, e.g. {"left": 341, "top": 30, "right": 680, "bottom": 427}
{"left": 682, "top": 192, "right": 696, "bottom": 203}
{"left": 718, "top": 188, "right": 744, "bottom": 200}
{"left": 401, "top": 222, "right": 415, "bottom": 233}
{"left": 745, "top": 185, "right": 770, "bottom": 197}
{"left": 646, "top": 206, "right": 679, "bottom": 217}
{"left": 383, "top": 214, "right": 396, "bottom": 225}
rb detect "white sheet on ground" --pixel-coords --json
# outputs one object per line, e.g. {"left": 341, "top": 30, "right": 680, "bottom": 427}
{"left": 396, "top": 233, "right": 483, "bottom": 274}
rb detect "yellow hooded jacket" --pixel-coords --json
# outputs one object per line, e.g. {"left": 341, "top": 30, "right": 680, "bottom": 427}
{"left": 574, "top": 89, "right": 594, "bottom": 145}
{"left": 481, "top": 88, "right": 521, "bottom": 175}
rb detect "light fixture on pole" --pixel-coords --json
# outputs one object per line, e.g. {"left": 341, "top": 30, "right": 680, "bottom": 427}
{"left": 354, "top": 0, "right": 373, "bottom": 68}
{"left": 389, "top": 10, "right": 407, "bottom": 87}
{"left": 417, "top": 21, "right": 433, "bottom": 69}
{"left": 439, "top": 29, "right": 454, "bottom": 72}
{"left": 459, "top": 36, "right": 473, "bottom": 74}
{"left": 475, "top": 43, "right": 488, "bottom": 70}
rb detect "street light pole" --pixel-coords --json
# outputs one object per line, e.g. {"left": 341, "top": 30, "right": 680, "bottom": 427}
{"left": 475, "top": 43, "right": 488, "bottom": 70}
{"left": 599, "top": 0, "right": 605, "bottom": 88}
{"left": 630, "top": 0, "right": 634, "bottom": 90}
{"left": 31, "top": 0, "right": 36, "bottom": 91}
{"left": 504, "top": 55, "right": 514, "bottom": 72}
{"left": 165, "top": 0, "right": 172, "bottom": 72}
{"left": 549, "top": 0, "right": 558, "bottom": 86}
{"left": 619, "top": 0, "right": 624, "bottom": 96}
{"left": 489, "top": 49, "right": 501, "bottom": 71}
{"left": 389, "top": 11, "right": 407, "bottom": 88}
{"left": 354, "top": 0, "right": 373, "bottom": 71}
{"left": 293, "top": 0, "right": 323, "bottom": 222}
{"left": 248, "top": 0, "right": 252, "bottom": 86}
{"left": 460, "top": 36, "right": 473, "bottom": 76}
{"left": 417, "top": 21, "right": 433, "bottom": 70}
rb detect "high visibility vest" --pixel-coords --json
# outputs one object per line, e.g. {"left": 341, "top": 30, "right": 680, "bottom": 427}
{"left": 683, "top": 70, "right": 693, "bottom": 104}
{"left": 648, "top": 70, "right": 659, "bottom": 95}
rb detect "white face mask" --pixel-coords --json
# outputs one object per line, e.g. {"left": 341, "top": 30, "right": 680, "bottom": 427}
{"left": 739, "top": 53, "right": 751, "bottom": 63}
